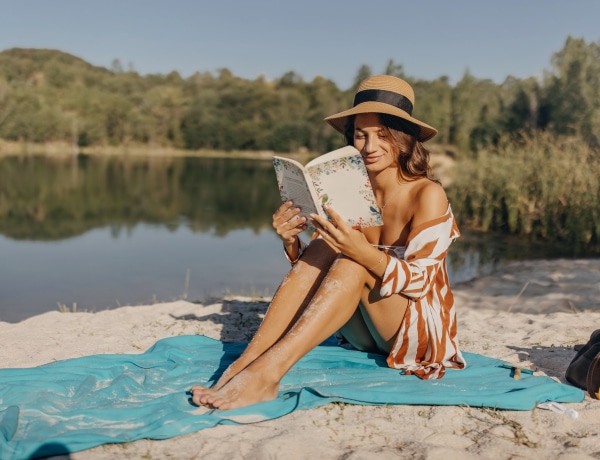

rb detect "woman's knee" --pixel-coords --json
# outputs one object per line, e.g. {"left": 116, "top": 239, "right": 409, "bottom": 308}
{"left": 331, "top": 255, "right": 377, "bottom": 286}
{"left": 302, "top": 238, "right": 338, "bottom": 261}
{"left": 290, "top": 239, "right": 338, "bottom": 277}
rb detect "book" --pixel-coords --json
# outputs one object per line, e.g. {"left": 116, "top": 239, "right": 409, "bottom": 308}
{"left": 272, "top": 145, "right": 383, "bottom": 229}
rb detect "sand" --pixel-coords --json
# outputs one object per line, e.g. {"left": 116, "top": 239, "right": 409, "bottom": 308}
{"left": 1, "top": 258, "right": 600, "bottom": 459}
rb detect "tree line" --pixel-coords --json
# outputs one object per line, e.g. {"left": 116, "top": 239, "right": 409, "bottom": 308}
{"left": 1, "top": 36, "right": 599, "bottom": 156}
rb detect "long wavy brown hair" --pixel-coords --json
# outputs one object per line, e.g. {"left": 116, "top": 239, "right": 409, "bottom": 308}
{"left": 344, "top": 113, "right": 439, "bottom": 184}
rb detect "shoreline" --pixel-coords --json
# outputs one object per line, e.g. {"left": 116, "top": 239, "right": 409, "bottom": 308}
{"left": 453, "top": 257, "right": 600, "bottom": 315}
{"left": 0, "top": 139, "right": 314, "bottom": 161}
{"left": 2, "top": 257, "right": 600, "bottom": 458}
{"left": 0, "top": 140, "right": 457, "bottom": 186}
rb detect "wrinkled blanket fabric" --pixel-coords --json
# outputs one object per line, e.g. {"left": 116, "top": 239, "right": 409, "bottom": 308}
{"left": 0, "top": 335, "right": 584, "bottom": 459}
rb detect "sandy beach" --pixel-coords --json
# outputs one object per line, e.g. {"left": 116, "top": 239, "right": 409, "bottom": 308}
{"left": 2, "top": 257, "right": 600, "bottom": 459}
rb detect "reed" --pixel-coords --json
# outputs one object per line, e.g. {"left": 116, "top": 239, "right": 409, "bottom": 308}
{"left": 447, "top": 133, "right": 600, "bottom": 255}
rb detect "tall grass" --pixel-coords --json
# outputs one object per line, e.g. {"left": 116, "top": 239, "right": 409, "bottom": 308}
{"left": 447, "top": 133, "right": 600, "bottom": 255}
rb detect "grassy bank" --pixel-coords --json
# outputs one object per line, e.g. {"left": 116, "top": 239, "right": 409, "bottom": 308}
{"left": 0, "top": 139, "right": 318, "bottom": 162}
{"left": 448, "top": 133, "right": 599, "bottom": 254}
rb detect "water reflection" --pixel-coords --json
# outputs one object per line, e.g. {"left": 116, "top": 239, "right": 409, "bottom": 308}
{"left": 0, "top": 155, "right": 573, "bottom": 323}
{"left": 0, "top": 154, "right": 281, "bottom": 240}
{"left": 448, "top": 228, "right": 573, "bottom": 284}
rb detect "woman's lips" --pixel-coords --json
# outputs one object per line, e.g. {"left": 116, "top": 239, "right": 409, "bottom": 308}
{"left": 363, "top": 155, "right": 382, "bottom": 164}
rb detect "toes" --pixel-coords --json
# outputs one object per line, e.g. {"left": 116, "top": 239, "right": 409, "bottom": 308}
{"left": 202, "top": 392, "right": 221, "bottom": 406}
{"left": 190, "top": 384, "right": 208, "bottom": 392}
{"left": 208, "top": 395, "right": 231, "bottom": 410}
{"left": 199, "top": 392, "right": 216, "bottom": 405}
{"left": 191, "top": 391, "right": 228, "bottom": 410}
{"left": 190, "top": 387, "right": 215, "bottom": 406}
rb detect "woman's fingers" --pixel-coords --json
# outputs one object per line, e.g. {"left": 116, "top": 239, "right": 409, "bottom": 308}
{"left": 273, "top": 201, "right": 295, "bottom": 223}
{"left": 273, "top": 201, "right": 307, "bottom": 244}
{"left": 281, "top": 214, "right": 306, "bottom": 237}
{"left": 281, "top": 218, "right": 306, "bottom": 238}
{"left": 323, "top": 206, "right": 350, "bottom": 231}
{"left": 310, "top": 213, "right": 339, "bottom": 244}
{"left": 289, "top": 213, "right": 306, "bottom": 227}
{"left": 309, "top": 213, "right": 328, "bottom": 230}
{"left": 311, "top": 206, "right": 346, "bottom": 235}
{"left": 310, "top": 206, "right": 366, "bottom": 256}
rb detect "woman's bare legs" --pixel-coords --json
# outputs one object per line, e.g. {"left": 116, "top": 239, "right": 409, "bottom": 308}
{"left": 192, "top": 255, "right": 409, "bottom": 410}
{"left": 191, "top": 239, "right": 337, "bottom": 403}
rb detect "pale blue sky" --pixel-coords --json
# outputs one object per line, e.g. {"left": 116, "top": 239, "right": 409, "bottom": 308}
{"left": 1, "top": 0, "right": 599, "bottom": 90}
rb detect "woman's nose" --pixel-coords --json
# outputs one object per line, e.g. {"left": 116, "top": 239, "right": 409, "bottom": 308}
{"left": 365, "top": 135, "right": 378, "bottom": 152}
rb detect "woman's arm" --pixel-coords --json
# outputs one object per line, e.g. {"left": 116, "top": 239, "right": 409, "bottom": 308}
{"left": 379, "top": 203, "right": 459, "bottom": 299}
{"left": 377, "top": 180, "right": 458, "bottom": 298}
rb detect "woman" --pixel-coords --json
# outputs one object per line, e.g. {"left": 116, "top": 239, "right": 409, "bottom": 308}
{"left": 191, "top": 75, "right": 466, "bottom": 410}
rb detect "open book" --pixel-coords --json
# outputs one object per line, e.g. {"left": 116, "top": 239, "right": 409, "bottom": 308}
{"left": 272, "top": 146, "right": 383, "bottom": 229}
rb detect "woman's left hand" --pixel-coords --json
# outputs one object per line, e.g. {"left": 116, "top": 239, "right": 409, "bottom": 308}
{"left": 310, "top": 206, "right": 369, "bottom": 260}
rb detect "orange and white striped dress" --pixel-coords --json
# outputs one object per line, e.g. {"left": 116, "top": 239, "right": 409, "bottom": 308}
{"left": 380, "top": 204, "right": 466, "bottom": 379}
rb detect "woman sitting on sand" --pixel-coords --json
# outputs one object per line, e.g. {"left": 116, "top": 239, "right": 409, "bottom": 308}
{"left": 191, "top": 75, "right": 466, "bottom": 410}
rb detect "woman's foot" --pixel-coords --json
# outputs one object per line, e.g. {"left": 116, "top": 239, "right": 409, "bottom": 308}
{"left": 192, "top": 365, "right": 280, "bottom": 410}
{"left": 190, "top": 358, "right": 248, "bottom": 406}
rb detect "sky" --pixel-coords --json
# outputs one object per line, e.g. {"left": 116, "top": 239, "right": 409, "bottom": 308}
{"left": 1, "top": 0, "right": 599, "bottom": 90}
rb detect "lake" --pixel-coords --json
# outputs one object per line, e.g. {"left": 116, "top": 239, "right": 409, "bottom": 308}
{"left": 0, "top": 154, "right": 573, "bottom": 323}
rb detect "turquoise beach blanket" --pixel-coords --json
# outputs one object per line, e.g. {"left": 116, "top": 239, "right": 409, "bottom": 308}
{"left": 0, "top": 335, "right": 584, "bottom": 460}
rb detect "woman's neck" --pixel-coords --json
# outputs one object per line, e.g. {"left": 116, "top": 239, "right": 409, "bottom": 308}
{"left": 369, "top": 167, "right": 402, "bottom": 191}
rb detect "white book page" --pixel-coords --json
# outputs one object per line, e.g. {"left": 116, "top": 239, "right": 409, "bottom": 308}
{"left": 273, "top": 157, "right": 322, "bottom": 221}
{"left": 305, "top": 145, "right": 360, "bottom": 168}
{"left": 306, "top": 148, "right": 382, "bottom": 228}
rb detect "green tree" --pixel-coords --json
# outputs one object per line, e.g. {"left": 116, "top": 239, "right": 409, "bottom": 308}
{"left": 413, "top": 77, "right": 452, "bottom": 145}
{"left": 351, "top": 64, "right": 372, "bottom": 92}
{"left": 450, "top": 71, "right": 504, "bottom": 154}
{"left": 303, "top": 76, "right": 347, "bottom": 152}
{"left": 384, "top": 59, "right": 405, "bottom": 79}
{"left": 540, "top": 36, "right": 600, "bottom": 146}
{"left": 499, "top": 76, "right": 540, "bottom": 137}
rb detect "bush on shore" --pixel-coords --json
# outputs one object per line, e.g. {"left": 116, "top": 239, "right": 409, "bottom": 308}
{"left": 448, "top": 133, "right": 599, "bottom": 255}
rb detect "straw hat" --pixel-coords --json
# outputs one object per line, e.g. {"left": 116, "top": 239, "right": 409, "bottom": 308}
{"left": 325, "top": 75, "right": 437, "bottom": 142}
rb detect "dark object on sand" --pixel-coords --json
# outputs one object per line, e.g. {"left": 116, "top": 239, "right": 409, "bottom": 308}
{"left": 566, "top": 329, "right": 600, "bottom": 399}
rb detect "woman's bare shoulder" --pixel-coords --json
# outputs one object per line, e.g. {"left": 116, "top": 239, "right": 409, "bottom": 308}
{"left": 410, "top": 179, "right": 446, "bottom": 203}
{"left": 412, "top": 179, "right": 448, "bottom": 225}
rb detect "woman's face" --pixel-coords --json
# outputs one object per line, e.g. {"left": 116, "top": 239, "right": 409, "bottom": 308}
{"left": 353, "top": 113, "right": 396, "bottom": 173}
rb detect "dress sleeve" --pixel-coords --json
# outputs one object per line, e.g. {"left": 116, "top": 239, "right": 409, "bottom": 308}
{"left": 380, "top": 205, "right": 460, "bottom": 299}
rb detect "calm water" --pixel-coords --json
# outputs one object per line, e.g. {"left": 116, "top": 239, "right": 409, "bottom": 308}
{"left": 0, "top": 154, "right": 572, "bottom": 323}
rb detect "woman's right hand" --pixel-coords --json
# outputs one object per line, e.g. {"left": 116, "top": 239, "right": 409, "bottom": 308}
{"left": 272, "top": 201, "right": 307, "bottom": 250}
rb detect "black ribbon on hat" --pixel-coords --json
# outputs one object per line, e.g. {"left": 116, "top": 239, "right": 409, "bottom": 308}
{"left": 353, "top": 89, "right": 413, "bottom": 115}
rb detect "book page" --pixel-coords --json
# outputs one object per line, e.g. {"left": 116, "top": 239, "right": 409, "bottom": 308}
{"left": 272, "top": 157, "right": 322, "bottom": 221}
{"left": 305, "top": 145, "right": 361, "bottom": 168}
{"left": 306, "top": 147, "right": 383, "bottom": 228}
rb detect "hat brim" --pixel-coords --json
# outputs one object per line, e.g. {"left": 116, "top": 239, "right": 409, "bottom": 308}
{"left": 325, "top": 101, "right": 437, "bottom": 142}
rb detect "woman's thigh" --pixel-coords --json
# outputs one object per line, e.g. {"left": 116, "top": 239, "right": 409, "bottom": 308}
{"left": 359, "top": 290, "right": 409, "bottom": 353}
{"left": 333, "top": 257, "right": 409, "bottom": 353}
